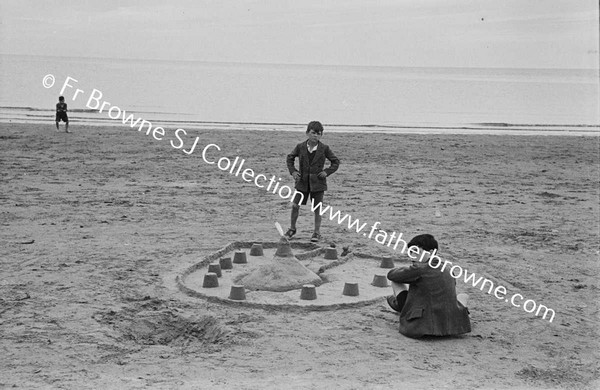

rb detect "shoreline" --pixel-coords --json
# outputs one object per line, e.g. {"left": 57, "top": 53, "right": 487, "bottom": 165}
{"left": 1, "top": 117, "right": 599, "bottom": 137}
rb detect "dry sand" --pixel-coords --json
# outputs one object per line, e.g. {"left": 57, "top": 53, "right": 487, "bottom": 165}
{"left": 1, "top": 123, "right": 599, "bottom": 389}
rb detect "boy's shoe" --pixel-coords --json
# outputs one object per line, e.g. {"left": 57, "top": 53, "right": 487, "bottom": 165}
{"left": 386, "top": 295, "right": 401, "bottom": 312}
{"left": 310, "top": 232, "right": 321, "bottom": 242}
{"left": 284, "top": 228, "right": 296, "bottom": 239}
{"left": 387, "top": 291, "right": 408, "bottom": 313}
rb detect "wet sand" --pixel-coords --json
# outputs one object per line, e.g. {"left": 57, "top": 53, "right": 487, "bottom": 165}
{"left": 1, "top": 123, "right": 598, "bottom": 389}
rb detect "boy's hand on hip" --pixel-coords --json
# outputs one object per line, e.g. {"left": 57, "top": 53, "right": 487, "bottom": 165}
{"left": 318, "top": 171, "right": 327, "bottom": 179}
{"left": 292, "top": 171, "right": 301, "bottom": 181}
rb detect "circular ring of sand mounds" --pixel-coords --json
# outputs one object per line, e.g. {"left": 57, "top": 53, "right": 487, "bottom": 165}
{"left": 175, "top": 239, "right": 402, "bottom": 310}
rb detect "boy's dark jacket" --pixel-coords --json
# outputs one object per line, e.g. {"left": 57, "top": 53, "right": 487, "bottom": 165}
{"left": 286, "top": 140, "right": 340, "bottom": 192}
{"left": 387, "top": 261, "right": 471, "bottom": 338}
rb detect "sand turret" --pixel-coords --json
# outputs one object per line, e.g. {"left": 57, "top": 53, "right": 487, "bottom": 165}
{"left": 274, "top": 237, "right": 294, "bottom": 257}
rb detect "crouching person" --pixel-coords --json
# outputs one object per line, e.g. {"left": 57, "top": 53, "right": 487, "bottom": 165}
{"left": 386, "top": 234, "right": 471, "bottom": 338}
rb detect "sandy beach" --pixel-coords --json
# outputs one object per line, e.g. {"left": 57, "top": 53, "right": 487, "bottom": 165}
{"left": 1, "top": 122, "right": 599, "bottom": 389}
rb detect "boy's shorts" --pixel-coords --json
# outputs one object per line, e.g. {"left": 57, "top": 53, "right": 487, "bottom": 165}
{"left": 56, "top": 112, "right": 68, "bottom": 122}
{"left": 292, "top": 190, "right": 324, "bottom": 207}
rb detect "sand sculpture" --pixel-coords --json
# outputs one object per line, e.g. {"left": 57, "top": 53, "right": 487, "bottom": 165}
{"left": 234, "top": 237, "right": 323, "bottom": 292}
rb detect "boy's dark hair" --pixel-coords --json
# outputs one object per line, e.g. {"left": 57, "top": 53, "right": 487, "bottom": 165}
{"left": 407, "top": 234, "right": 438, "bottom": 252}
{"left": 59, "top": 96, "right": 65, "bottom": 101}
{"left": 306, "top": 121, "right": 323, "bottom": 135}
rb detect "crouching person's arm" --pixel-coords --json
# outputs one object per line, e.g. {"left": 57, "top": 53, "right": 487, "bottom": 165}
{"left": 385, "top": 264, "right": 423, "bottom": 314}
{"left": 387, "top": 263, "right": 421, "bottom": 284}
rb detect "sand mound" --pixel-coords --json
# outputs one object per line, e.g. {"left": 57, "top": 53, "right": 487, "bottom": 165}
{"left": 234, "top": 238, "right": 323, "bottom": 292}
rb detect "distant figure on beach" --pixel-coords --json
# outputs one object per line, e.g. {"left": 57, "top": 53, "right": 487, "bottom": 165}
{"left": 285, "top": 121, "right": 340, "bottom": 242}
{"left": 387, "top": 234, "right": 471, "bottom": 338}
{"left": 55, "top": 96, "right": 69, "bottom": 132}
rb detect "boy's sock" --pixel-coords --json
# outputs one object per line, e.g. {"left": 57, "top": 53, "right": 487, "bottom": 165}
{"left": 396, "top": 290, "right": 408, "bottom": 310}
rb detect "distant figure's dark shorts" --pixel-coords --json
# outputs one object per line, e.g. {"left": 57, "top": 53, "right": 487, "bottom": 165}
{"left": 292, "top": 190, "right": 324, "bottom": 207}
{"left": 56, "top": 112, "right": 69, "bottom": 122}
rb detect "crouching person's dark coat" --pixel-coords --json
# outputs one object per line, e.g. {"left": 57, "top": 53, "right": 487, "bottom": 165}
{"left": 387, "top": 261, "right": 471, "bottom": 338}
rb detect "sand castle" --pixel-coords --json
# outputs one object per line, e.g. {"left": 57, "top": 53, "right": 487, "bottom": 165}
{"left": 234, "top": 237, "right": 323, "bottom": 292}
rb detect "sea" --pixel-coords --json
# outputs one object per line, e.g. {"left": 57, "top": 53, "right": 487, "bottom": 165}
{"left": 1, "top": 54, "right": 598, "bottom": 135}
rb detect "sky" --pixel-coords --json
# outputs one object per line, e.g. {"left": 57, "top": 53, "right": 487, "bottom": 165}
{"left": 1, "top": 0, "right": 598, "bottom": 69}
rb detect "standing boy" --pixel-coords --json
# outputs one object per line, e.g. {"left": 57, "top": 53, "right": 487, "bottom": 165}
{"left": 55, "top": 96, "right": 69, "bottom": 132}
{"left": 285, "top": 121, "right": 340, "bottom": 242}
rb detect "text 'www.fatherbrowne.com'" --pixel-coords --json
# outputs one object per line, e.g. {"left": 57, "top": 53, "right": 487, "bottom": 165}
{"left": 308, "top": 199, "right": 555, "bottom": 323}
